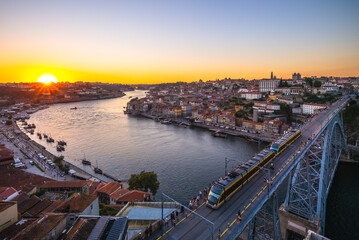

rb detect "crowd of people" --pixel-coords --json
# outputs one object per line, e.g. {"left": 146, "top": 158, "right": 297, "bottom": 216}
{"left": 188, "top": 186, "right": 210, "bottom": 210}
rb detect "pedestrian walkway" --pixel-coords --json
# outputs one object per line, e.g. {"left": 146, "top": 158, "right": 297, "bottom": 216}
{"left": 147, "top": 192, "right": 209, "bottom": 240}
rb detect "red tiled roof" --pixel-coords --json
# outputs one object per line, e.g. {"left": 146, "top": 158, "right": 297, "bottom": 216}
{"left": 13, "top": 213, "right": 67, "bottom": 239}
{"left": 96, "top": 182, "right": 123, "bottom": 195}
{"left": 41, "top": 180, "right": 88, "bottom": 189}
{"left": 41, "top": 199, "right": 64, "bottom": 213}
{"left": 12, "top": 192, "right": 29, "bottom": 204}
{"left": 54, "top": 193, "right": 97, "bottom": 213}
{"left": 87, "top": 181, "right": 105, "bottom": 195}
{"left": 117, "top": 190, "right": 150, "bottom": 202}
{"left": 18, "top": 195, "right": 41, "bottom": 214}
{"left": 0, "top": 218, "right": 36, "bottom": 240}
{"left": 0, "top": 145, "right": 14, "bottom": 163}
{"left": 25, "top": 198, "right": 52, "bottom": 217}
{"left": 110, "top": 189, "right": 129, "bottom": 200}
{"left": 66, "top": 218, "right": 99, "bottom": 240}
{"left": 0, "top": 201, "right": 16, "bottom": 212}
{"left": 0, "top": 167, "right": 54, "bottom": 193}
{"left": 0, "top": 187, "right": 17, "bottom": 200}
{"left": 303, "top": 103, "right": 328, "bottom": 107}
{"left": 241, "top": 92, "right": 261, "bottom": 94}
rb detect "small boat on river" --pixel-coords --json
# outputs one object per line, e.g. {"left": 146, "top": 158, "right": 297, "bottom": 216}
{"left": 93, "top": 160, "right": 103, "bottom": 174}
{"left": 56, "top": 145, "right": 65, "bottom": 152}
{"left": 94, "top": 167, "right": 103, "bottom": 174}
{"left": 212, "top": 131, "right": 227, "bottom": 138}
{"left": 58, "top": 140, "right": 67, "bottom": 146}
{"left": 82, "top": 159, "right": 91, "bottom": 165}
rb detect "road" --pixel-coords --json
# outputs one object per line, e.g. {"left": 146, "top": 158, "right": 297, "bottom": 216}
{"left": 152, "top": 97, "right": 349, "bottom": 240}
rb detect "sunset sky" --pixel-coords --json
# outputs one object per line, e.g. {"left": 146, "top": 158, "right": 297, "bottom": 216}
{"left": 0, "top": 0, "right": 358, "bottom": 84}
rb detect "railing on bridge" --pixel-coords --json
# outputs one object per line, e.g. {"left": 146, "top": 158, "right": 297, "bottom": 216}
{"left": 226, "top": 96, "right": 351, "bottom": 240}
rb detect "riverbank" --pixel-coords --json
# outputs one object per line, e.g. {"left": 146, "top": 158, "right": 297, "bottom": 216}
{"left": 10, "top": 93, "right": 126, "bottom": 121}
{"left": 13, "top": 121, "right": 123, "bottom": 183}
{"left": 24, "top": 91, "right": 259, "bottom": 202}
{"left": 138, "top": 112, "right": 278, "bottom": 143}
{"left": 43, "top": 92, "right": 126, "bottom": 105}
{"left": 1, "top": 98, "right": 129, "bottom": 185}
{"left": 6, "top": 94, "right": 133, "bottom": 184}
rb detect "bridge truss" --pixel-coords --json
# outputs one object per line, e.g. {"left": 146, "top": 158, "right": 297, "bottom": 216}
{"left": 285, "top": 111, "right": 347, "bottom": 234}
{"left": 227, "top": 100, "right": 348, "bottom": 240}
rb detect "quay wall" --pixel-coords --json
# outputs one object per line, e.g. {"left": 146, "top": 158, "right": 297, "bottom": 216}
{"left": 12, "top": 122, "right": 121, "bottom": 184}
{"left": 138, "top": 112, "right": 277, "bottom": 143}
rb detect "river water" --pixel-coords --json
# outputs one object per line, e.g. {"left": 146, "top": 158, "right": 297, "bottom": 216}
{"left": 26, "top": 90, "right": 357, "bottom": 238}
{"left": 27, "top": 90, "right": 258, "bottom": 202}
{"left": 325, "top": 162, "right": 359, "bottom": 239}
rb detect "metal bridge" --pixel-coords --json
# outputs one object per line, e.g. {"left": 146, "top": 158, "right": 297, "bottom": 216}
{"left": 154, "top": 96, "right": 351, "bottom": 240}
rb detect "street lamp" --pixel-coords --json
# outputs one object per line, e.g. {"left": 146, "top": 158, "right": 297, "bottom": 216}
{"left": 255, "top": 165, "right": 272, "bottom": 197}
{"left": 224, "top": 157, "right": 239, "bottom": 176}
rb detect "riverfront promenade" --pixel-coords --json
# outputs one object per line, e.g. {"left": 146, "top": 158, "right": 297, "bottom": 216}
{"left": 0, "top": 122, "right": 72, "bottom": 180}
{"left": 0, "top": 120, "right": 117, "bottom": 183}
{"left": 139, "top": 112, "right": 279, "bottom": 143}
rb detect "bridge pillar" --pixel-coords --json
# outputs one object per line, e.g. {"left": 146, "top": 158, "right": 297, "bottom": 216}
{"left": 280, "top": 111, "right": 347, "bottom": 239}
{"left": 247, "top": 193, "right": 282, "bottom": 240}
{"left": 279, "top": 203, "right": 321, "bottom": 240}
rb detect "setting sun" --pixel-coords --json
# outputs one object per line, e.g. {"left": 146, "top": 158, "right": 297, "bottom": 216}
{"left": 37, "top": 74, "right": 58, "bottom": 84}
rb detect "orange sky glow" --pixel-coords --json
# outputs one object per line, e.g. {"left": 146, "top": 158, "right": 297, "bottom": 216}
{"left": 0, "top": 1, "right": 358, "bottom": 84}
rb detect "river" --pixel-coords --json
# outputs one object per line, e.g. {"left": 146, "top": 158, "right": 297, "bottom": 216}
{"left": 26, "top": 90, "right": 258, "bottom": 202}
{"left": 25, "top": 90, "right": 358, "bottom": 238}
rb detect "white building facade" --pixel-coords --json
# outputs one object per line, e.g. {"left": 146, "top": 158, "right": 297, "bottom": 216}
{"left": 260, "top": 79, "right": 280, "bottom": 92}
{"left": 240, "top": 92, "right": 262, "bottom": 100}
{"left": 302, "top": 103, "right": 327, "bottom": 115}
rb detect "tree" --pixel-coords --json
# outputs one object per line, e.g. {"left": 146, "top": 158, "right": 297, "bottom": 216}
{"left": 99, "top": 203, "right": 119, "bottom": 216}
{"left": 274, "top": 103, "right": 292, "bottom": 123}
{"left": 304, "top": 78, "right": 313, "bottom": 87}
{"left": 279, "top": 80, "right": 289, "bottom": 87}
{"left": 235, "top": 110, "right": 247, "bottom": 119}
{"left": 314, "top": 80, "right": 322, "bottom": 88}
{"left": 128, "top": 170, "right": 160, "bottom": 195}
{"left": 53, "top": 156, "right": 64, "bottom": 164}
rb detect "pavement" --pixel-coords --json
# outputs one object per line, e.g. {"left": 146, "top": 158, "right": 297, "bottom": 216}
{"left": 0, "top": 121, "right": 73, "bottom": 181}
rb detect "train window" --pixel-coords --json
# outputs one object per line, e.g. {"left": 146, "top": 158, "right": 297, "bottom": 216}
{"left": 211, "top": 185, "right": 223, "bottom": 195}
{"left": 271, "top": 143, "right": 279, "bottom": 150}
{"left": 208, "top": 195, "right": 219, "bottom": 205}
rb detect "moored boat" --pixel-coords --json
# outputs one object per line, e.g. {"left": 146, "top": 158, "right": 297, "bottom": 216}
{"left": 160, "top": 120, "right": 171, "bottom": 124}
{"left": 58, "top": 140, "right": 67, "bottom": 146}
{"left": 94, "top": 160, "right": 103, "bottom": 174}
{"left": 212, "top": 131, "right": 227, "bottom": 138}
{"left": 94, "top": 167, "right": 103, "bottom": 174}
{"left": 82, "top": 159, "right": 91, "bottom": 165}
{"left": 56, "top": 145, "right": 65, "bottom": 152}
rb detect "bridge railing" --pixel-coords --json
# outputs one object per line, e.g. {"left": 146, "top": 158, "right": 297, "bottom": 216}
{"left": 227, "top": 96, "right": 351, "bottom": 239}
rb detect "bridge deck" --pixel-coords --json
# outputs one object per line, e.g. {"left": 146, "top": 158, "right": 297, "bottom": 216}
{"left": 151, "top": 97, "right": 349, "bottom": 240}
